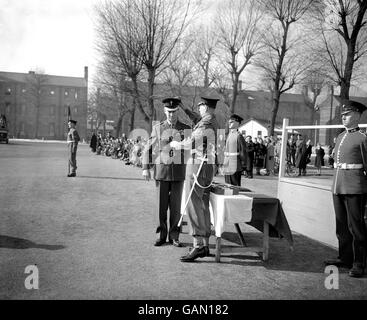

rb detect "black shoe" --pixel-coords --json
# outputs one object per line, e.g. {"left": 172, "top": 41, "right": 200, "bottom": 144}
{"left": 349, "top": 263, "right": 365, "bottom": 278}
{"left": 154, "top": 239, "right": 166, "bottom": 247}
{"left": 185, "top": 246, "right": 210, "bottom": 257}
{"left": 67, "top": 173, "right": 76, "bottom": 177}
{"left": 180, "top": 247, "right": 207, "bottom": 262}
{"left": 203, "top": 246, "right": 210, "bottom": 257}
{"left": 324, "top": 258, "right": 352, "bottom": 268}
{"left": 170, "top": 239, "right": 184, "bottom": 247}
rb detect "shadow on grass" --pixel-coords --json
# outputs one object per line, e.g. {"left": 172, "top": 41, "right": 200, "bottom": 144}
{"left": 77, "top": 175, "right": 146, "bottom": 181}
{"left": 209, "top": 231, "right": 338, "bottom": 273}
{"left": 0, "top": 235, "right": 66, "bottom": 250}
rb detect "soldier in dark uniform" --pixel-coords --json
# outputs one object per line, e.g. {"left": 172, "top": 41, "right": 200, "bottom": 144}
{"left": 324, "top": 100, "right": 367, "bottom": 278}
{"left": 142, "top": 97, "right": 190, "bottom": 247}
{"left": 223, "top": 114, "right": 247, "bottom": 186}
{"left": 170, "top": 95, "right": 220, "bottom": 262}
{"left": 67, "top": 119, "right": 80, "bottom": 177}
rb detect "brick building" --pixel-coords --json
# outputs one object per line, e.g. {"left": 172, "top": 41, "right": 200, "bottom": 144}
{"left": 0, "top": 67, "right": 88, "bottom": 140}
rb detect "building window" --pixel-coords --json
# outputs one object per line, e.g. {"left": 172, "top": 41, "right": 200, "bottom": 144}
{"left": 21, "top": 87, "right": 27, "bottom": 94}
{"left": 257, "top": 131, "right": 262, "bottom": 137}
{"left": 5, "top": 102, "right": 10, "bottom": 114}
{"left": 21, "top": 104, "right": 26, "bottom": 115}
{"left": 49, "top": 123, "right": 55, "bottom": 137}
{"left": 5, "top": 88, "right": 11, "bottom": 95}
{"left": 64, "top": 89, "right": 69, "bottom": 96}
{"left": 50, "top": 90, "right": 55, "bottom": 96}
{"left": 241, "top": 130, "right": 246, "bottom": 136}
{"left": 50, "top": 105, "right": 56, "bottom": 116}
{"left": 74, "top": 89, "right": 78, "bottom": 100}
{"left": 74, "top": 106, "right": 78, "bottom": 114}
{"left": 20, "top": 122, "right": 25, "bottom": 135}
{"left": 64, "top": 105, "right": 69, "bottom": 116}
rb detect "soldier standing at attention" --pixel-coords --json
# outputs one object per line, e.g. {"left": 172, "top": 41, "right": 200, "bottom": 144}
{"left": 142, "top": 97, "right": 190, "bottom": 247}
{"left": 223, "top": 114, "right": 247, "bottom": 186}
{"left": 170, "top": 95, "right": 220, "bottom": 262}
{"left": 324, "top": 100, "right": 367, "bottom": 278}
{"left": 67, "top": 119, "right": 80, "bottom": 177}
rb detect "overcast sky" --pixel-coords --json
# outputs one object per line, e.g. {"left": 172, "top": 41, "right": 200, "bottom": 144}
{"left": 0, "top": 0, "right": 366, "bottom": 95}
{"left": 0, "top": 0, "right": 99, "bottom": 79}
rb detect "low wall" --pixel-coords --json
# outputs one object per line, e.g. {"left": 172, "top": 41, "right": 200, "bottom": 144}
{"left": 277, "top": 178, "right": 337, "bottom": 248}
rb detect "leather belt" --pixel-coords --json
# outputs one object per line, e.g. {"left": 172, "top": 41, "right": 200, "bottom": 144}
{"left": 224, "top": 152, "right": 239, "bottom": 156}
{"left": 334, "top": 163, "right": 364, "bottom": 169}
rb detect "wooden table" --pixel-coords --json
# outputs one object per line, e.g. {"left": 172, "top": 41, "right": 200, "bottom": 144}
{"left": 210, "top": 192, "right": 293, "bottom": 263}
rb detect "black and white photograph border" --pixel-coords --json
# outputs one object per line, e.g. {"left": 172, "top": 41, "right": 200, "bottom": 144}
{"left": 1, "top": 0, "right": 367, "bottom": 307}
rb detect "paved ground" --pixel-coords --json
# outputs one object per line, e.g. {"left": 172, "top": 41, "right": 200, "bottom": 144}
{"left": 0, "top": 140, "right": 366, "bottom": 300}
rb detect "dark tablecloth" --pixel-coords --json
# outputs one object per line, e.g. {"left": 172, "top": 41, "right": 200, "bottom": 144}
{"left": 240, "top": 192, "right": 294, "bottom": 246}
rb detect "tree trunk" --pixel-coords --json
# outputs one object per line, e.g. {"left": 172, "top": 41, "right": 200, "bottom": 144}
{"left": 269, "top": 90, "right": 280, "bottom": 137}
{"left": 231, "top": 73, "right": 239, "bottom": 114}
{"left": 35, "top": 103, "right": 40, "bottom": 138}
{"left": 115, "top": 114, "right": 123, "bottom": 138}
{"left": 131, "top": 76, "right": 150, "bottom": 129}
{"left": 340, "top": 42, "right": 356, "bottom": 100}
{"left": 129, "top": 105, "right": 136, "bottom": 132}
{"left": 147, "top": 68, "right": 156, "bottom": 133}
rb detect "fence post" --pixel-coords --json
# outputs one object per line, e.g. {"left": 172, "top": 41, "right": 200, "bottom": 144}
{"left": 279, "top": 118, "right": 289, "bottom": 178}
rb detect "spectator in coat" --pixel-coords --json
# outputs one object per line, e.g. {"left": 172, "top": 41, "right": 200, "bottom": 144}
{"left": 90, "top": 132, "right": 97, "bottom": 153}
{"left": 314, "top": 142, "right": 325, "bottom": 175}
{"left": 295, "top": 134, "right": 311, "bottom": 176}
{"left": 244, "top": 136, "right": 255, "bottom": 178}
{"left": 254, "top": 137, "right": 267, "bottom": 175}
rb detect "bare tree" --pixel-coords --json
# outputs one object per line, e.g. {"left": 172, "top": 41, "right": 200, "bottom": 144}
{"left": 136, "top": 0, "right": 197, "bottom": 131}
{"left": 94, "top": 0, "right": 197, "bottom": 132}
{"left": 215, "top": 0, "right": 263, "bottom": 113}
{"left": 158, "top": 35, "right": 198, "bottom": 95}
{"left": 312, "top": 0, "right": 367, "bottom": 99}
{"left": 301, "top": 68, "right": 328, "bottom": 142}
{"left": 191, "top": 24, "right": 219, "bottom": 88}
{"left": 25, "top": 71, "right": 49, "bottom": 139}
{"left": 94, "top": 0, "right": 147, "bottom": 133}
{"left": 257, "top": 0, "right": 317, "bottom": 136}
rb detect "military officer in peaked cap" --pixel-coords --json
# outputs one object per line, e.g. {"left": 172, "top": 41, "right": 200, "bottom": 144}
{"left": 142, "top": 97, "right": 190, "bottom": 247}
{"left": 223, "top": 114, "right": 247, "bottom": 186}
{"left": 67, "top": 119, "right": 80, "bottom": 177}
{"left": 324, "top": 100, "right": 367, "bottom": 277}
{"left": 170, "top": 95, "right": 221, "bottom": 262}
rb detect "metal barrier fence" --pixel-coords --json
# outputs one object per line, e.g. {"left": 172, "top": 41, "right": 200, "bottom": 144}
{"left": 278, "top": 118, "right": 367, "bottom": 178}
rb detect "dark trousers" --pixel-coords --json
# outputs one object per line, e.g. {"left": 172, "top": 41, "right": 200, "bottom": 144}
{"left": 156, "top": 180, "right": 184, "bottom": 241}
{"left": 333, "top": 194, "right": 367, "bottom": 266}
{"left": 225, "top": 171, "right": 242, "bottom": 186}
{"left": 68, "top": 144, "right": 78, "bottom": 174}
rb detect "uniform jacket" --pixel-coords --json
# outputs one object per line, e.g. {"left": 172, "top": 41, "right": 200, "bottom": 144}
{"left": 223, "top": 130, "right": 247, "bottom": 175}
{"left": 181, "top": 111, "right": 219, "bottom": 164}
{"left": 67, "top": 128, "right": 80, "bottom": 152}
{"left": 332, "top": 128, "right": 367, "bottom": 194}
{"left": 142, "top": 120, "right": 190, "bottom": 181}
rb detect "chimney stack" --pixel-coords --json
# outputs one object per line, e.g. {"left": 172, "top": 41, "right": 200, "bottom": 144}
{"left": 84, "top": 66, "right": 88, "bottom": 82}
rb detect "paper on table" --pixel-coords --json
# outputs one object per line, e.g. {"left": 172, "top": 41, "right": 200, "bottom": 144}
{"left": 209, "top": 193, "right": 253, "bottom": 237}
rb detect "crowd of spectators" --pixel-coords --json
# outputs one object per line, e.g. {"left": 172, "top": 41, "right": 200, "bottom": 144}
{"left": 88, "top": 130, "right": 333, "bottom": 177}
{"left": 89, "top": 132, "right": 147, "bottom": 167}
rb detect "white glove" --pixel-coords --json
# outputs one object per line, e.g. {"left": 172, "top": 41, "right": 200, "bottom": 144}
{"left": 142, "top": 169, "right": 151, "bottom": 181}
{"left": 170, "top": 140, "right": 181, "bottom": 150}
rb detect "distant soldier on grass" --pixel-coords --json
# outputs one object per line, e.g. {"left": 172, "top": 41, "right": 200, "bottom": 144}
{"left": 67, "top": 119, "right": 80, "bottom": 177}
